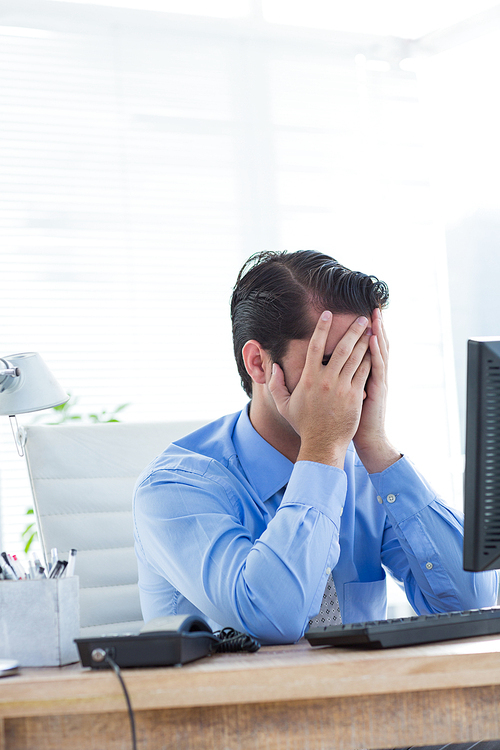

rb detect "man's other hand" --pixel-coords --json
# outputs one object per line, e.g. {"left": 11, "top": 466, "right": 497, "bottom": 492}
{"left": 353, "top": 307, "right": 401, "bottom": 473}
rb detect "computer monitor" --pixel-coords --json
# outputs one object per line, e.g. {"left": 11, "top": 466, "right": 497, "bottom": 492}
{"left": 463, "top": 337, "right": 500, "bottom": 571}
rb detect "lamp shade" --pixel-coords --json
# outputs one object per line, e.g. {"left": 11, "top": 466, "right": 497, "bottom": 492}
{"left": 0, "top": 353, "right": 69, "bottom": 416}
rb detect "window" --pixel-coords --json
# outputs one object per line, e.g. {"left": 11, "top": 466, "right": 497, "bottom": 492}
{"left": 0, "top": 5, "right": 459, "bottom": 557}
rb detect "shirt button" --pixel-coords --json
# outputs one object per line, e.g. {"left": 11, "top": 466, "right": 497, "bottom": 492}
{"left": 426, "top": 562, "right": 433, "bottom": 570}
{"left": 325, "top": 567, "right": 331, "bottom": 575}
{"left": 377, "top": 496, "right": 383, "bottom": 504}
{"left": 387, "top": 493, "right": 396, "bottom": 503}
{"left": 339, "top": 505, "right": 344, "bottom": 516}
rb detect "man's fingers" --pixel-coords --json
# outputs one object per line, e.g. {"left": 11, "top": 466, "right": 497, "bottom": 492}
{"left": 373, "top": 308, "right": 389, "bottom": 360}
{"left": 368, "top": 334, "right": 387, "bottom": 389}
{"left": 268, "top": 362, "right": 290, "bottom": 413}
{"left": 303, "top": 310, "right": 333, "bottom": 371}
{"left": 327, "top": 317, "right": 371, "bottom": 380}
{"left": 370, "top": 312, "right": 388, "bottom": 392}
{"left": 352, "top": 349, "right": 372, "bottom": 390}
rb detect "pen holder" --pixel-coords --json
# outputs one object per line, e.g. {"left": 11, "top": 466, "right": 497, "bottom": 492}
{"left": 0, "top": 576, "right": 80, "bottom": 666}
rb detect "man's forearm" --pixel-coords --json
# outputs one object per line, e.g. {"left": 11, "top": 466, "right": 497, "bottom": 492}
{"left": 355, "top": 438, "right": 402, "bottom": 474}
{"left": 297, "top": 438, "right": 348, "bottom": 469}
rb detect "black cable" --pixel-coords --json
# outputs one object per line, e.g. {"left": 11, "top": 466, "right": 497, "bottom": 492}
{"left": 104, "top": 653, "right": 137, "bottom": 750}
{"left": 99, "top": 628, "right": 256, "bottom": 750}
{"left": 212, "top": 627, "right": 260, "bottom": 653}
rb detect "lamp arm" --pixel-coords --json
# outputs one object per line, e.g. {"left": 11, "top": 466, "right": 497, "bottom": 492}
{"left": 9, "top": 416, "right": 25, "bottom": 457}
{"left": 0, "top": 368, "right": 20, "bottom": 377}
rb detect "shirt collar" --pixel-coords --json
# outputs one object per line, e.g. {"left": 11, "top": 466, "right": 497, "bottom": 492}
{"left": 232, "top": 405, "right": 293, "bottom": 502}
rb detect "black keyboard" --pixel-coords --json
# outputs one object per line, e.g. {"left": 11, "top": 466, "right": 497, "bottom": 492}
{"left": 305, "top": 607, "right": 500, "bottom": 649}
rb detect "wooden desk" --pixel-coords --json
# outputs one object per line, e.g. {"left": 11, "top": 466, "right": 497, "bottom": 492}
{"left": 1, "top": 636, "right": 500, "bottom": 750}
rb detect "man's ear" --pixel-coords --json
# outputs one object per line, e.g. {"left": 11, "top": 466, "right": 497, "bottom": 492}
{"left": 242, "top": 340, "right": 271, "bottom": 386}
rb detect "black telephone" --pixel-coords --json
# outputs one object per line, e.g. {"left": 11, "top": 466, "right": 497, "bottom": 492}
{"left": 75, "top": 615, "right": 219, "bottom": 669}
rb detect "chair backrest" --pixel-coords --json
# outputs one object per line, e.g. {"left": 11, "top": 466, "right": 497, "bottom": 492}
{"left": 22, "top": 420, "right": 207, "bottom": 635}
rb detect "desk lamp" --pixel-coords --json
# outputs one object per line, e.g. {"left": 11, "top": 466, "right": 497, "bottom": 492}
{"left": 0, "top": 352, "right": 69, "bottom": 456}
{"left": 0, "top": 353, "right": 68, "bottom": 677}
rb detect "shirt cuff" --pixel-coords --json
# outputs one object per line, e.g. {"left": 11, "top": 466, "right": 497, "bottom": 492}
{"left": 368, "top": 455, "right": 438, "bottom": 523}
{"left": 280, "top": 460, "right": 347, "bottom": 527}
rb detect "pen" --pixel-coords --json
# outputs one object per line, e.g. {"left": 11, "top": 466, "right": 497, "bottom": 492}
{"left": 49, "top": 560, "right": 63, "bottom": 579}
{"left": 33, "top": 558, "right": 47, "bottom": 578}
{"left": 49, "top": 560, "right": 68, "bottom": 579}
{"left": 50, "top": 548, "right": 58, "bottom": 573}
{"left": 1, "top": 552, "right": 18, "bottom": 579}
{"left": 0, "top": 563, "right": 16, "bottom": 581}
{"left": 56, "top": 561, "right": 68, "bottom": 578}
{"left": 11, "top": 555, "right": 26, "bottom": 579}
{"left": 65, "top": 549, "right": 77, "bottom": 577}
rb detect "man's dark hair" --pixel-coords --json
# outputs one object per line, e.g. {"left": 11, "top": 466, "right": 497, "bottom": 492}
{"left": 230, "top": 250, "right": 389, "bottom": 397}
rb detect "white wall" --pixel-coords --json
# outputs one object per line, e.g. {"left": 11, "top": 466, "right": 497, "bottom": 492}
{"left": 419, "top": 29, "right": 500, "bottom": 449}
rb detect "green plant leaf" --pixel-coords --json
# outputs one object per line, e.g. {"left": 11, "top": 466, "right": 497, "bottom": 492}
{"left": 114, "top": 403, "right": 130, "bottom": 413}
{"left": 22, "top": 508, "right": 38, "bottom": 552}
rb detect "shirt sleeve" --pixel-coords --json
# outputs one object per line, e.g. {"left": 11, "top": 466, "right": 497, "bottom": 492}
{"left": 370, "top": 456, "right": 499, "bottom": 613}
{"left": 133, "top": 459, "right": 347, "bottom": 644}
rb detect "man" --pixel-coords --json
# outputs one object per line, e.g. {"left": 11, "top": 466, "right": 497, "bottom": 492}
{"left": 133, "top": 250, "right": 497, "bottom": 646}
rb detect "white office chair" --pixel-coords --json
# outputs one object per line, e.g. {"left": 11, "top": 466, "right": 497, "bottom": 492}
{"left": 22, "top": 420, "right": 207, "bottom": 636}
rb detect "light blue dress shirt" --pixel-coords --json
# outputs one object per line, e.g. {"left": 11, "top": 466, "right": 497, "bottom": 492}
{"left": 133, "top": 406, "right": 498, "bottom": 645}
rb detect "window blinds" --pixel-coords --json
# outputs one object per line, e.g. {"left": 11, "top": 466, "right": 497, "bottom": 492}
{"left": 0, "top": 7, "right": 459, "bottom": 556}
